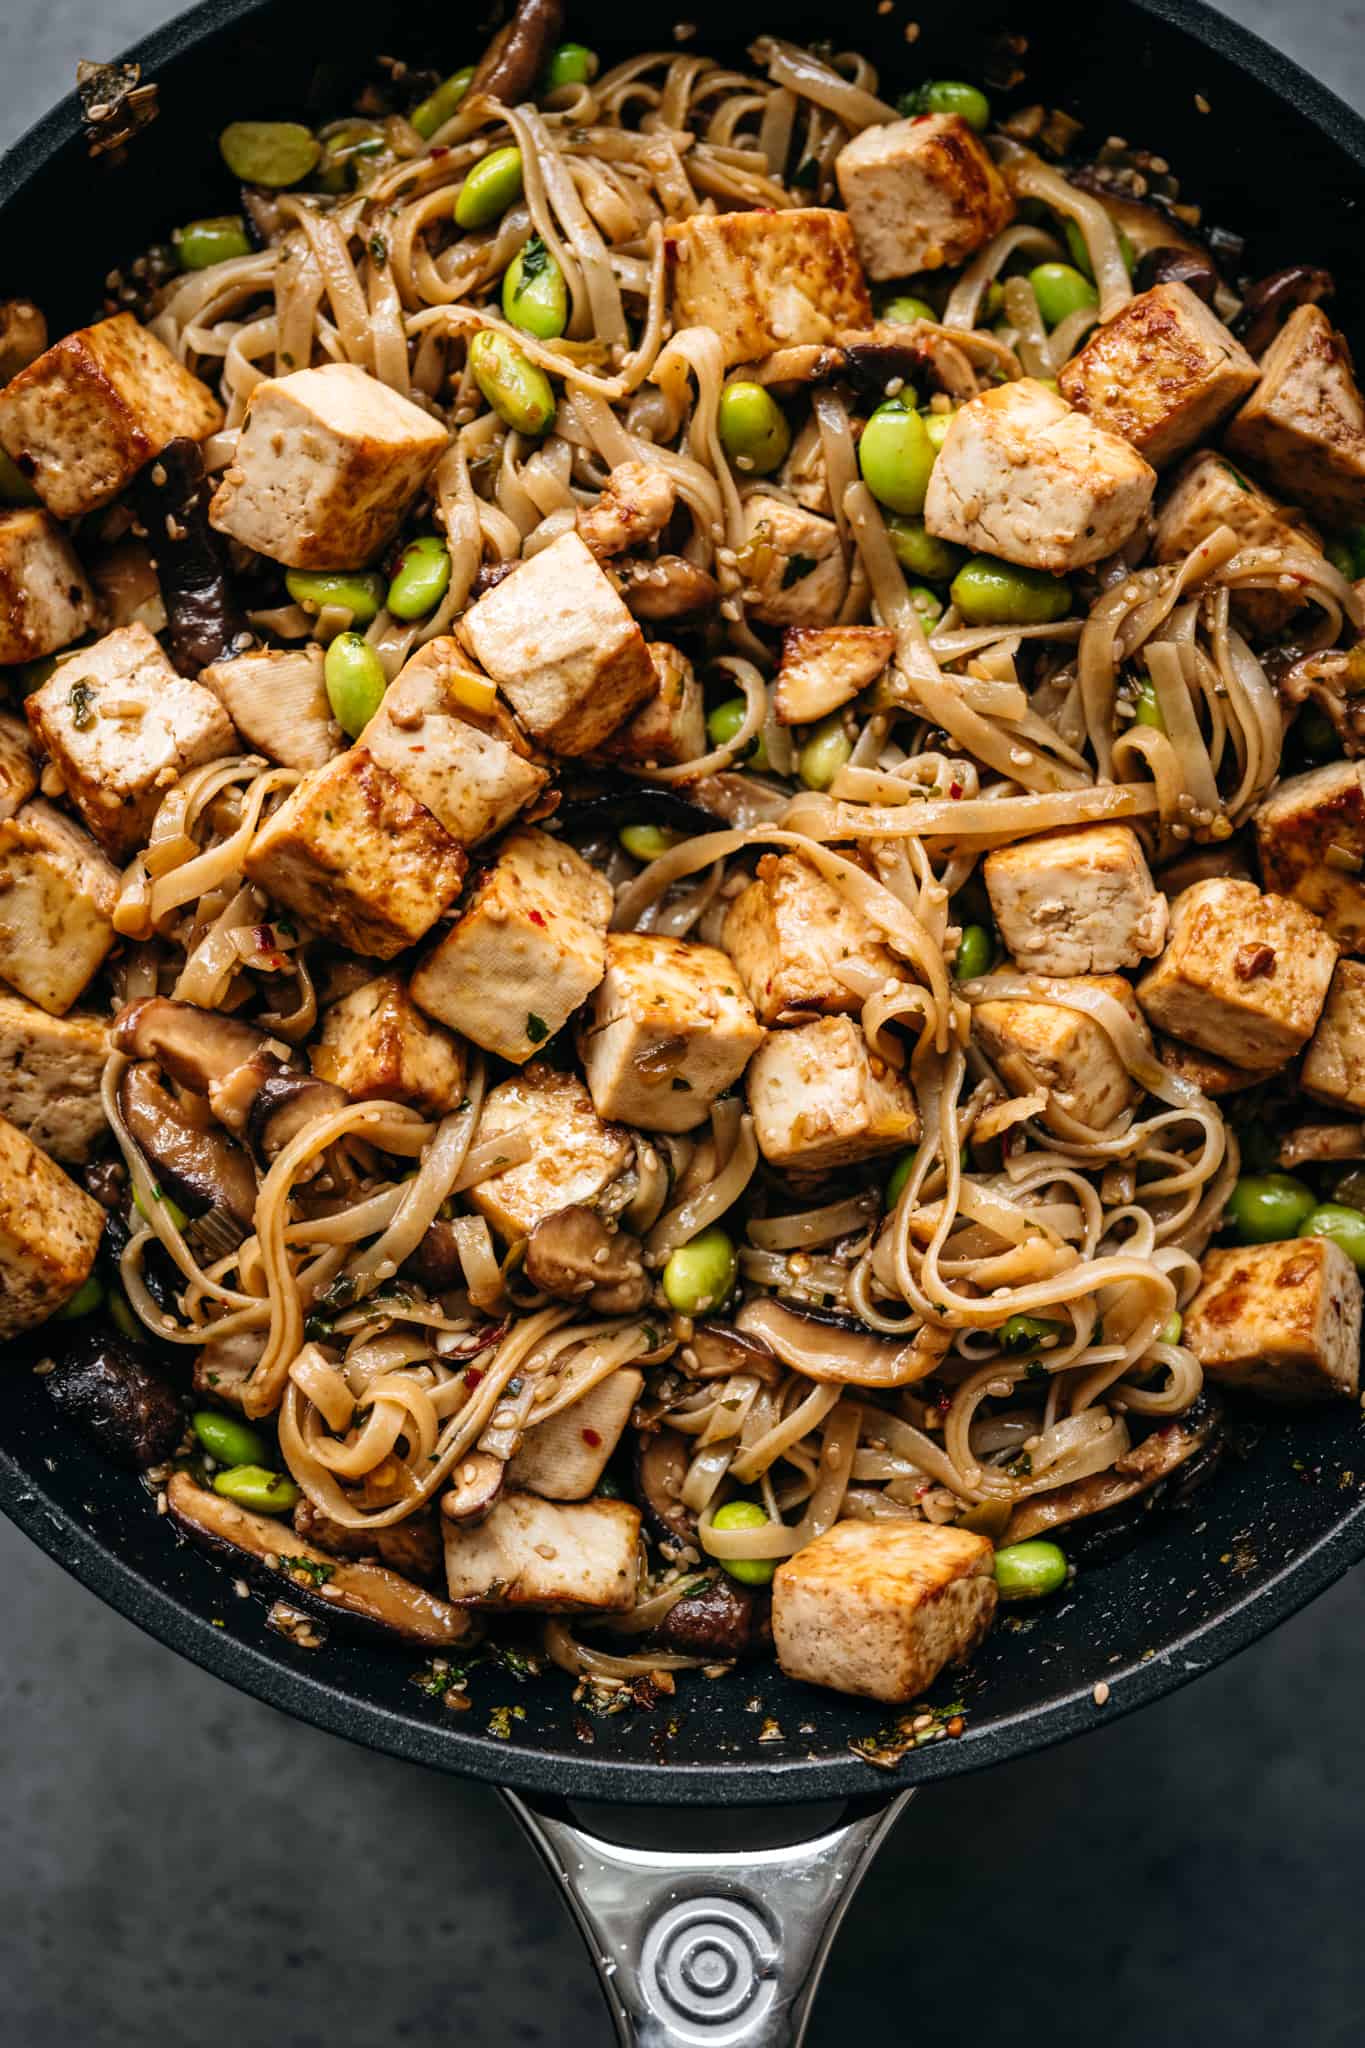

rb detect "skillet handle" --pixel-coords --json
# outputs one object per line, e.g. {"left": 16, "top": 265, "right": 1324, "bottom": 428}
{"left": 502, "top": 1786, "right": 913, "bottom": 2046}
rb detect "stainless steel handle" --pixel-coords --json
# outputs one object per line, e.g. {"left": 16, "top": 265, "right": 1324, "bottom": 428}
{"left": 503, "top": 1787, "right": 913, "bottom": 2047}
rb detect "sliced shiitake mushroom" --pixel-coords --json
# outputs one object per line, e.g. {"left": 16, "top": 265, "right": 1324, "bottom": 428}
{"left": 468, "top": 0, "right": 564, "bottom": 106}
{"left": 1002, "top": 1393, "right": 1223, "bottom": 1555}
{"left": 293, "top": 1497, "right": 444, "bottom": 1582}
{"left": 680, "top": 1321, "right": 783, "bottom": 1383}
{"left": 45, "top": 1329, "right": 182, "bottom": 1471}
{"left": 654, "top": 1573, "right": 771, "bottom": 1658}
{"left": 130, "top": 438, "right": 246, "bottom": 675}
{"left": 117, "top": 1061, "right": 259, "bottom": 1222}
{"left": 245, "top": 1068, "right": 348, "bottom": 1161}
{"left": 403, "top": 1218, "right": 465, "bottom": 1292}
{"left": 632, "top": 1426, "right": 695, "bottom": 1547}
{"left": 608, "top": 554, "right": 721, "bottom": 622}
{"left": 443, "top": 1451, "right": 507, "bottom": 1526}
{"left": 1237, "top": 265, "right": 1335, "bottom": 358}
{"left": 735, "top": 1299, "right": 946, "bottom": 1388}
{"left": 1134, "top": 244, "right": 1218, "bottom": 305}
{"left": 524, "top": 1205, "right": 650, "bottom": 1314}
{"left": 114, "top": 998, "right": 278, "bottom": 1127}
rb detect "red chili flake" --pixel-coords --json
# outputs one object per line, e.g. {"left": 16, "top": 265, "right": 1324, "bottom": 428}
{"left": 528, "top": 908, "right": 547, "bottom": 927}
{"left": 431, "top": 144, "right": 449, "bottom": 159}
{"left": 949, "top": 781, "right": 964, "bottom": 800}
{"left": 464, "top": 1367, "right": 485, "bottom": 1387}
{"left": 581, "top": 1427, "right": 602, "bottom": 1447}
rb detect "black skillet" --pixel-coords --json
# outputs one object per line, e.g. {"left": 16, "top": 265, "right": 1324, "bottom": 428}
{"left": 3, "top": 1, "right": 1365, "bottom": 2038}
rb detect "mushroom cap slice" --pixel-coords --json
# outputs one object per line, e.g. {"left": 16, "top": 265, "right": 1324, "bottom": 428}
{"left": 118, "top": 1060, "right": 259, "bottom": 1222}
{"left": 524, "top": 1205, "right": 649, "bottom": 1315}
{"left": 735, "top": 1299, "right": 947, "bottom": 1388}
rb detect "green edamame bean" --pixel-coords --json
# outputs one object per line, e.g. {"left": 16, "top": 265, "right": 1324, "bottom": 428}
{"left": 886, "top": 517, "right": 963, "bottom": 584}
{"left": 1225, "top": 1172, "right": 1316, "bottom": 1244}
{"left": 1062, "top": 217, "right": 1136, "bottom": 281}
{"left": 950, "top": 555, "right": 1072, "bottom": 626}
{"left": 706, "top": 695, "right": 768, "bottom": 767}
{"left": 192, "top": 1409, "right": 270, "bottom": 1467}
{"left": 455, "top": 145, "right": 524, "bottom": 229}
{"left": 881, "top": 293, "right": 936, "bottom": 324}
{"left": 1158, "top": 1311, "right": 1183, "bottom": 1345}
{"left": 710, "top": 1498, "right": 776, "bottom": 1586}
{"left": 410, "top": 67, "right": 475, "bottom": 140}
{"left": 173, "top": 215, "right": 253, "bottom": 270}
{"left": 1029, "top": 262, "right": 1098, "bottom": 329}
{"left": 954, "top": 922, "right": 994, "bottom": 979}
{"left": 983, "top": 279, "right": 1006, "bottom": 321}
{"left": 1133, "top": 673, "right": 1166, "bottom": 732}
{"left": 1326, "top": 537, "right": 1357, "bottom": 580}
{"left": 501, "top": 236, "right": 568, "bottom": 340}
{"left": 468, "top": 328, "right": 556, "bottom": 437}
{"left": 903, "top": 80, "right": 992, "bottom": 132}
{"left": 212, "top": 1464, "right": 301, "bottom": 1514}
{"left": 544, "top": 42, "right": 598, "bottom": 89}
{"left": 886, "top": 1151, "right": 915, "bottom": 1207}
{"left": 55, "top": 1273, "right": 103, "bottom": 1321}
{"left": 1000, "top": 1313, "right": 1065, "bottom": 1353}
{"left": 662, "top": 1227, "right": 738, "bottom": 1315}
{"left": 324, "top": 632, "right": 387, "bottom": 739}
{"left": 1304, "top": 1202, "right": 1365, "bottom": 1270}
{"left": 619, "top": 823, "right": 682, "bottom": 862}
{"left": 0, "top": 447, "right": 39, "bottom": 505}
{"left": 134, "top": 1184, "right": 190, "bottom": 1233}
{"left": 718, "top": 381, "right": 792, "bottom": 477}
{"left": 285, "top": 568, "right": 385, "bottom": 625}
{"left": 218, "top": 121, "right": 320, "bottom": 189}
{"left": 386, "top": 536, "right": 451, "bottom": 621}
{"left": 921, "top": 408, "right": 955, "bottom": 453}
{"left": 994, "top": 1539, "right": 1068, "bottom": 1601}
{"left": 858, "top": 398, "right": 936, "bottom": 516}
{"left": 798, "top": 716, "right": 852, "bottom": 791}
{"left": 316, "top": 122, "right": 388, "bottom": 194}
{"left": 908, "top": 583, "right": 943, "bottom": 628}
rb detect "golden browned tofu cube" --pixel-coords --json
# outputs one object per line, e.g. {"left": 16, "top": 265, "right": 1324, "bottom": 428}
{"left": 973, "top": 975, "right": 1149, "bottom": 1132}
{"left": 740, "top": 495, "right": 848, "bottom": 627}
{"left": 209, "top": 363, "right": 447, "bottom": 569}
{"left": 0, "top": 992, "right": 108, "bottom": 1163}
{"left": 1184, "top": 1238, "right": 1361, "bottom": 1401}
{"left": 580, "top": 932, "right": 764, "bottom": 1134}
{"left": 984, "top": 824, "right": 1167, "bottom": 977}
{"left": 362, "top": 637, "right": 547, "bottom": 845}
{"left": 598, "top": 642, "right": 706, "bottom": 771}
{"left": 722, "top": 852, "right": 899, "bottom": 1026}
{"left": 1255, "top": 761, "right": 1365, "bottom": 952}
{"left": 834, "top": 114, "right": 1014, "bottom": 280}
{"left": 772, "top": 1519, "right": 997, "bottom": 1703}
{"left": 665, "top": 207, "right": 872, "bottom": 368}
{"left": 442, "top": 1492, "right": 641, "bottom": 1611}
{"left": 0, "top": 799, "right": 119, "bottom": 1015}
{"left": 507, "top": 1369, "right": 645, "bottom": 1501}
{"left": 1153, "top": 449, "right": 1322, "bottom": 634}
{"left": 201, "top": 645, "right": 341, "bottom": 771}
{"left": 773, "top": 625, "right": 895, "bottom": 725}
{"left": 1226, "top": 304, "right": 1365, "bottom": 528}
{"left": 1301, "top": 958, "right": 1365, "bottom": 1112}
{"left": 1155, "top": 1035, "right": 1260, "bottom": 1098}
{"left": 0, "top": 313, "right": 223, "bottom": 520}
{"left": 747, "top": 1014, "right": 919, "bottom": 1173}
{"left": 0, "top": 508, "right": 95, "bottom": 666}
{"left": 1136, "top": 878, "right": 1336, "bottom": 1069}
{"left": 0, "top": 1112, "right": 104, "bottom": 1338}
{"left": 243, "top": 748, "right": 466, "bottom": 960}
{"left": 1058, "top": 283, "right": 1259, "bottom": 468}
{"left": 466, "top": 1066, "right": 632, "bottom": 1242}
{"left": 310, "top": 973, "right": 465, "bottom": 1116}
{"left": 0, "top": 713, "right": 37, "bottom": 821}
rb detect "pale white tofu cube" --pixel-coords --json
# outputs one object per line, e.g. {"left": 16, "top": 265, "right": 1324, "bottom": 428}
{"left": 747, "top": 1014, "right": 919, "bottom": 1174}
{"left": 0, "top": 313, "right": 223, "bottom": 520}
{"left": 0, "top": 713, "right": 37, "bottom": 821}
{"left": 208, "top": 363, "right": 448, "bottom": 569}
{"left": 1255, "top": 761, "right": 1365, "bottom": 952}
{"left": 1136, "top": 877, "right": 1337, "bottom": 1069}
{"left": 411, "top": 827, "right": 610, "bottom": 1063}
{"left": 1184, "top": 1238, "right": 1361, "bottom": 1401}
{"left": 722, "top": 852, "right": 899, "bottom": 1026}
{"left": 458, "top": 531, "right": 655, "bottom": 755}
{"left": 598, "top": 642, "right": 706, "bottom": 771}
{"left": 923, "top": 379, "right": 1156, "bottom": 573}
{"left": 507, "top": 1370, "right": 644, "bottom": 1500}
{"left": 773, "top": 625, "right": 895, "bottom": 725}
{"left": 1301, "top": 959, "right": 1365, "bottom": 1112}
{"left": 26, "top": 623, "right": 235, "bottom": 859}
{"left": 1153, "top": 449, "right": 1322, "bottom": 634}
{"left": 0, "top": 508, "right": 96, "bottom": 665}
{"left": 0, "top": 799, "right": 119, "bottom": 1015}
{"left": 740, "top": 495, "right": 847, "bottom": 628}
{"left": 577, "top": 460, "right": 677, "bottom": 559}
{"left": 201, "top": 645, "right": 341, "bottom": 771}
{"left": 983, "top": 824, "right": 1167, "bottom": 977}
{"left": 772, "top": 1518, "right": 997, "bottom": 1703}
{"left": 0, "top": 1111, "right": 105, "bottom": 1338}
{"left": 579, "top": 932, "right": 764, "bottom": 1134}
{"left": 243, "top": 747, "right": 467, "bottom": 960}
{"left": 665, "top": 207, "right": 872, "bottom": 368}
{"left": 310, "top": 973, "right": 466, "bottom": 1116}
{"left": 0, "top": 992, "right": 107, "bottom": 1163}
{"left": 972, "top": 975, "right": 1149, "bottom": 1132}
{"left": 834, "top": 114, "right": 1015, "bottom": 281}
{"left": 465, "top": 1066, "right": 633, "bottom": 1242}
{"left": 1058, "top": 282, "right": 1260, "bottom": 468}
{"left": 442, "top": 1492, "right": 641, "bottom": 1611}
{"left": 1225, "top": 304, "right": 1365, "bottom": 528}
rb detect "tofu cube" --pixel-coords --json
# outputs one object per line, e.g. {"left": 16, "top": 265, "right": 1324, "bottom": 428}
{"left": 507, "top": 1369, "right": 644, "bottom": 1500}
{"left": 465, "top": 1066, "right": 632, "bottom": 1242}
{"left": 774, "top": 625, "right": 895, "bottom": 725}
{"left": 0, "top": 1112, "right": 105, "bottom": 1338}
{"left": 458, "top": 531, "right": 655, "bottom": 755}
{"left": 208, "top": 363, "right": 448, "bottom": 569}
{"left": 201, "top": 645, "right": 341, "bottom": 771}
{"left": 665, "top": 207, "right": 872, "bottom": 368}
{"left": 310, "top": 973, "right": 466, "bottom": 1116}
{"left": 1057, "top": 282, "right": 1260, "bottom": 468}
{"left": 243, "top": 747, "right": 467, "bottom": 960}
{"left": 1301, "top": 958, "right": 1365, "bottom": 1112}
{"left": 1183, "top": 1238, "right": 1361, "bottom": 1402}
{"left": 740, "top": 495, "right": 847, "bottom": 627}
{"left": 923, "top": 379, "right": 1156, "bottom": 573}
{"left": 1225, "top": 304, "right": 1365, "bottom": 528}
{"left": 361, "top": 636, "right": 547, "bottom": 843}
{"left": 747, "top": 1014, "right": 919, "bottom": 1173}
{"left": 722, "top": 852, "right": 899, "bottom": 1026}
{"left": 0, "top": 508, "right": 96, "bottom": 665}
{"left": 0, "top": 799, "right": 119, "bottom": 1014}
{"left": 26, "top": 624, "right": 236, "bottom": 859}
{"left": 0, "top": 712, "right": 37, "bottom": 821}
{"left": 983, "top": 824, "right": 1168, "bottom": 977}
{"left": 0, "top": 313, "right": 223, "bottom": 520}
{"left": 579, "top": 932, "right": 764, "bottom": 1134}
{"left": 598, "top": 642, "right": 706, "bottom": 770}
{"left": 972, "top": 975, "right": 1149, "bottom": 1131}
{"left": 442, "top": 1492, "right": 641, "bottom": 1611}
{"left": 834, "top": 114, "right": 1015, "bottom": 281}
{"left": 772, "top": 1519, "right": 997, "bottom": 1703}
{"left": 1154, "top": 1035, "right": 1260, "bottom": 1099}
{"left": 1136, "top": 878, "right": 1337, "bottom": 1069}
{"left": 411, "top": 827, "right": 610, "bottom": 1063}
{"left": 0, "top": 992, "right": 107, "bottom": 1163}
{"left": 1255, "top": 761, "right": 1365, "bottom": 952}
{"left": 1153, "top": 449, "right": 1322, "bottom": 634}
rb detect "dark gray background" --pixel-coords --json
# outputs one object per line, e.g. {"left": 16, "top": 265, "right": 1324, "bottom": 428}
{"left": 4, "top": 3, "right": 1365, "bottom": 2042}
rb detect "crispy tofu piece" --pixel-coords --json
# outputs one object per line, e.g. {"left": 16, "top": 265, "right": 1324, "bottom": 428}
{"left": 201, "top": 645, "right": 341, "bottom": 771}
{"left": 923, "top": 379, "right": 1156, "bottom": 573}
{"left": 0, "top": 314, "right": 223, "bottom": 520}
{"left": 740, "top": 494, "right": 847, "bottom": 627}
{"left": 243, "top": 747, "right": 467, "bottom": 960}
{"left": 973, "top": 975, "right": 1149, "bottom": 1131}
{"left": 1254, "top": 761, "right": 1365, "bottom": 952}
{"left": 310, "top": 973, "right": 465, "bottom": 1115}
{"left": 0, "top": 993, "right": 108, "bottom": 1163}
{"left": 411, "top": 828, "right": 610, "bottom": 1063}
{"left": 1136, "top": 877, "right": 1336, "bottom": 1069}
{"left": 26, "top": 623, "right": 235, "bottom": 859}
{"left": 747, "top": 1014, "right": 919, "bottom": 1173}
{"left": 0, "top": 1112, "right": 104, "bottom": 1338}
{"left": 1153, "top": 449, "right": 1321, "bottom": 634}
{"left": 362, "top": 637, "right": 547, "bottom": 843}
{"left": 834, "top": 114, "right": 1015, "bottom": 281}
{"left": 1155, "top": 1034, "right": 1260, "bottom": 1098}
{"left": 577, "top": 460, "right": 677, "bottom": 559}
{"left": 665, "top": 207, "right": 872, "bottom": 368}
{"left": 507, "top": 1370, "right": 645, "bottom": 1501}
{"left": 0, "top": 508, "right": 96, "bottom": 666}
{"left": 208, "top": 363, "right": 448, "bottom": 569}
{"left": 465, "top": 1066, "right": 632, "bottom": 1241}
{"left": 1301, "top": 958, "right": 1365, "bottom": 1112}
{"left": 442, "top": 1492, "right": 641, "bottom": 1611}
{"left": 0, "top": 299, "right": 47, "bottom": 384}
{"left": 773, "top": 625, "right": 895, "bottom": 725}
{"left": 983, "top": 824, "right": 1167, "bottom": 977}
{"left": 597, "top": 641, "right": 706, "bottom": 771}
{"left": 0, "top": 713, "right": 37, "bottom": 821}
{"left": 772, "top": 1518, "right": 997, "bottom": 1703}
{"left": 1184, "top": 1238, "right": 1361, "bottom": 1401}
{"left": 580, "top": 932, "right": 764, "bottom": 1134}
{"left": 722, "top": 852, "right": 899, "bottom": 1026}
{"left": 1225, "top": 305, "right": 1365, "bottom": 527}
{"left": 1058, "top": 283, "right": 1260, "bottom": 468}
{"left": 0, "top": 799, "right": 118, "bottom": 1014}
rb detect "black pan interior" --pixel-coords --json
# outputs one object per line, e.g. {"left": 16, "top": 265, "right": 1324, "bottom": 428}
{"left": 3, "top": 0, "right": 1365, "bottom": 1805}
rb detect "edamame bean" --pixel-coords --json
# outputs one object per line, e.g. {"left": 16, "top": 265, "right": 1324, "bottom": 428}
{"left": 710, "top": 1499, "right": 776, "bottom": 1586}
{"left": 173, "top": 215, "right": 253, "bottom": 270}
{"left": 193, "top": 1409, "right": 270, "bottom": 1467}
{"left": 1225, "top": 1172, "right": 1316, "bottom": 1244}
{"left": 798, "top": 716, "right": 852, "bottom": 791}
{"left": 218, "top": 121, "right": 320, "bottom": 188}
{"left": 1326, "top": 537, "right": 1357, "bottom": 580}
{"left": 134, "top": 1184, "right": 190, "bottom": 1233}
{"left": 858, "top": 398, "right": 936, "bottom": 516}
{"left": 1063, "top": 217, "right": 1136, "bottom": 280}
{"left": 886, "top": 516, "right": 963, "bottom": 583}
{"left": 994, "top": 1539, "right": 1068, "bottom": 1601}
{"left": 954, "top": 922, "right": 994, "bottom": 979}
{"left": 410, "top": 66, "right": 475, "bottom": 140}
{"left": 324, "top": 632, "right": 387, "bottom": 738}
{"left": 921, "top": 408, "right": 955, "bottom": 453}
{"left": 903, "top": 80, "right": 992, "bottom": 131}
{"left": 501, "top": 236, "right": 568, "bottom": 339}
{"left": 908, "top": 583, "right": 944, "bottom": 628}
{"left": 718, "top": 381, "right": 792, "bottom": 476}
{"left": 212, "top": 1464, "right": 301, "bottom": 1514}
{"left": 881, "top": 293, "right": 936, "bottom": 324}
{"left": 1000, "top": 1313, "right": 1064, "bottom": 1352}
{"left": 55, "top": 1273, "right": 103, "bottom": 1321}
{"left": 1029, "top": 261, "right": 1098, "bottom": 328}
{"left": 468, "top": 328, "right": 556, "bottom": 437}
{"left": 544, "top": 42, "right": 598, "bottom": 89}
{"left": 707, "top": 695, "right": 768, "bottom": 767}
{"left": 1305, "top": 1201, "right": 1365, "bottom": 1269}
{"left": 316, "top": 121, "right": 388, "bottom": 193}
{"left": 455, "top": 145, "right": 524, "bottom": 229}
{"left": 1133, "top": 673, "right": 1166, "bottom": 731}
{"left": 950, "top": 555, "right": 1072, "bottom": 626}
{"left": 662, "top": 1227, "right": 738, "bottom": 1315}
{"left": 386, "top": 536, "right": 451, "bottom": 620}
{"left": 886, "top": 1151, "right": 915, "bottom": 1206}
{"left": 619, "top": 823, "right": 682, "bottom": 862}
{"left": 284, "top": 568, "right": 385, "bottom": 625}
{"left": 1158, "top": 1311, "right": 1183, "bottom": 1345}
{"left": 0, "top": 448, "right": 39, "bottom": 504}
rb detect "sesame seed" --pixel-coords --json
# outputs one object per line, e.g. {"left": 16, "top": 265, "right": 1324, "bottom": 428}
{"left": 1093, "top": 1680, "right": 1110, "bottom": 1706}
